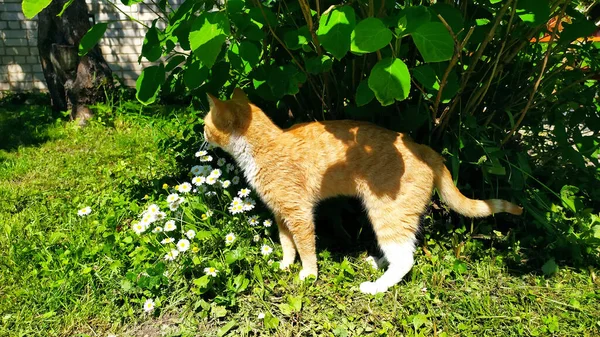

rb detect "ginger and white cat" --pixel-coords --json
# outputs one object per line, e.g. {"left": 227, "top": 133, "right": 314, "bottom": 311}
{"left": 203, "top": 88, "right": 522, "bottom": 294}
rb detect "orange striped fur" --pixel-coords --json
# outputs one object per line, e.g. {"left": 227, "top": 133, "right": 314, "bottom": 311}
{"left": 204, "top": 88, "right": 522, "bottom": 294}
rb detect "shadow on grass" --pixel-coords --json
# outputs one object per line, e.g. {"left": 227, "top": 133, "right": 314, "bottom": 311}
{"left": 0, "top": 94, "right": 59, "bottom": 152}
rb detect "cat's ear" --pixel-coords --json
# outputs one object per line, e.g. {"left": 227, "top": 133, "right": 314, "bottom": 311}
{"left": 232, "top": 87, "right": 248, "bottom": 102}
{"left": 207, "top": 93, "right": 225, "bottom": 111}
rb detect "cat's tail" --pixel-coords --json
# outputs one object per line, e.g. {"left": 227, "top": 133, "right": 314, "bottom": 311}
{"left": 431, "top": 157, "right": 523, "bottom": 217}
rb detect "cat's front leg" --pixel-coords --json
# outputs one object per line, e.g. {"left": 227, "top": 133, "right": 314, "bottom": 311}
{"left": 280, "top": 210, "right": 318, "bottom": 280}
{"left": 276, "top": 215, "right": 296, "bottom": 270}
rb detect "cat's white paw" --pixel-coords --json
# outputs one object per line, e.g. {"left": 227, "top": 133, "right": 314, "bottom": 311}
{"left": 279, "top": 260, "right": 293, "bottom": 270}
{"left": 359, "top": 281, "right": 389, "bottom": 295}
{"left": 299, "top": 269, "right": 317, "bottom": 280}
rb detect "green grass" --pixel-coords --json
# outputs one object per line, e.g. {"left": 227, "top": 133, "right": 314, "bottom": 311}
{"left": 0, "top": 103, "right": 598, "bottom": 337}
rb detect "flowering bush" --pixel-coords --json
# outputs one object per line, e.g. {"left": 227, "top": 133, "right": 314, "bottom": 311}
{"left": 124, "top": 144, "right": 279, "bottom": 314}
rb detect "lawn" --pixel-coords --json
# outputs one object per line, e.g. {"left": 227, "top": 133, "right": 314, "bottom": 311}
{"left": 0, "top": 101, "right": 598, "bottom": 337}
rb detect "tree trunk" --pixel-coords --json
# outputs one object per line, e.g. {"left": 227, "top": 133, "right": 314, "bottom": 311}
{"left": 37, "top": 0, "right": 113, "bottom": 124}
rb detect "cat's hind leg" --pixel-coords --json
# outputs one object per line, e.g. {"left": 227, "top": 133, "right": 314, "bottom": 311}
{"left": 359, "top": 236, "right": 416, "bottom": 294}
{"left": 360, "top": 195, "right": 422, "bottom": 294}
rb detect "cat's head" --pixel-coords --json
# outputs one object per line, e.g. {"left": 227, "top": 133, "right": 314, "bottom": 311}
{"left": 203, "top": 88, "right": 253, "bottom": 149}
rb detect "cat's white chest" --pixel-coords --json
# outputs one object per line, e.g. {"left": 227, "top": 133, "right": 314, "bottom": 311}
{"left": 227, "top": 135, "right": 259, "bottom": 189}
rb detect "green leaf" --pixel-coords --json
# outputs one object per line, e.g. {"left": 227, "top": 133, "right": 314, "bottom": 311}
{"left": 184, "top": 58, "right": 208, "bottom": 89}
{"left": 57, "top": 0, "right": 75, "bottom": 17}
{"left": 288, "top": 295, "right": 303, "bottom": 312}
{"left": 412, "top": 22, "right": 454, "bottom": 62}
{"left": 78, "top": 23, "right": 108, "bottom": 57}
{"left": 268, "top": 64, "right": 306, "bottom": 98}
{"left": 412, "top": 64, "right": 438, "bottom": 90}
{"left": 412, "top": 313, "right": 429, "bottom": 330}
{"left": 350, "top": 18, "right": 392, "bottom": 54}
{"left": 304, "top": 55, "right": 333, "bottom": 74}
{"left": 239, "top": 41, "right": 260, "bottom": 67}
{"left": 516, "top": 0, "right": 550, "bottom": 26}
{"left": 264, "top": 313, "right": 280, "bottom": 329}
{"left": 136, "top": 64, "right": 165, "bottom": 105}
{"left": 592, "top": 225, "right": 600, "bottom": 239}
{"left": 285, "top": 26, "right": 311, "bottom": 50}
{"left": 189, "top": 11, "right": 231, "bottom": 68}
{"left": 317, "top": 6, "right": 356, "bottom": 60}
{"left": 560, "top": 185, "right": 580, "bottom": 213}
{"left": 429, "top": 3, "right": 464, "bottom": 36}
{"left": 355, "top": 79, "right": 374, "bottom": 106}
{"left": 193, "top": 275, "right": 211, "bottom": 288}
{"left": 368, "top": 57, "right": 411, "bottom": 106}
{"left": 453, "top": 260, "right": 467, "bottom": 274}
{"left": 253, "top": 264, "right": 264, "bottom": 285}
{"left": 22, "top": 0, "right": 52, "bottom": 19}
{"left": 217, "top": 320, "right": 237, "bottom": 337}
{"left": 142, "top": 26, "right": 162, "bottom": 62}
{"left": 227, "top": 0, "right": 245, "bottom": 13}
{"left": 542, "top": 258, "right": 558, "bottom": 276}
{"left": 165, "top": 55, "right": 186, "bottom": 72}
{"left": 225, "top": 249, "right": 243, "bottom": 265}
{"left": 248, "top": 7, "right": 277, "bottom": 28}
{"left": 121, "top": 0, "right": 144, "bottom": 4}
{"left": 397, "top": 6, "right": 431, "bottom": 35}
{"left": 559, "top": 19, "right": 597, "bottom": 44}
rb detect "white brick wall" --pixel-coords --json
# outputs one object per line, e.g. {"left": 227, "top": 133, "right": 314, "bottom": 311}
{"left": 0, "top": 0, "right": 185, "bottom": 92}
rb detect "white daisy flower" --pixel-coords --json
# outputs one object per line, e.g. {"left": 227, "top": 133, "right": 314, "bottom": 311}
{"left": 238, "top": 188, "right": 251, "bottom": 197}
{"left": 132, "top": 222, "right": 146, "bottom": 234}
{"left": 146, "top": 204, "right": 160, "bottom": 215}
{"left": 228, "top": 204, "right": 244, "bottom": 214}
{"left": 258, "top": 312, "right": 265, "bottom": 319}
{"left": 209, "top": 169, "right": 222, "bottom": 179}
{"left": 166, "top": 193, "right": 179, "bottom": 204}
{"left": 140, "top": 215, "right": 154, "bottom": 227}
{"left": 243, "top": 198, "right": 256, "bottom": 211}
{"left": 200, "top": 165, "right": 212, "bottom": 176}
{"left": 164, "top": 220, "right": 177, "bottom": 232}
{"left": 205, "top": 175, "right": 218, "bottom": 185}
{"left": 177, "top": 239, "right": 190, "bottom": 252}
{"left": 155, "top": 211, "right": 166, "bottom": 221}
{"left": 161, "top": 237, "right": 174, "bottom": 244}
{"left": 204, "top": 267, "right": 218, "bottom": 277}
{"left": 248, "top": 215, "right": 260, "bottom": 226}
{"left": 220, "top": 180, "right": 231, "bottom": 188}
{"left": 200, "top": 155, "right": 213, "bottom": 162}
{"left": 143, "top": 298, "right": 155, "bottom": 312}
{"left": 152, "top": 226, "right": 163, "bottom": 233}
{"left": 164, "top": 249, "right": 179, "bottom": 261}
{"left": 225, "top": 232, "right": 236, "bottom": 245}
{"left": 217, "top": 158, "right": 226, "bottom": 167}
{"left": 178, "top": 182, "right": 192, "bottom": 193}
{"left": 261, "top": 245, "right": 273, "bottom": 256}
{"left": 226, "top": 163, "right": 235, "bottom": 172}
{"left": 169, "top": 203, "right": 180, "bottom": 211}
{"left": 253, "top": 234, "right": 260, "bottom": 242}
{"left": 206, "top": 209, "right": 214, "bottom": 217}
{"left": 77, "top": 206, "right": 92, "bottom": 217}
{"left": 192, "top": 176, "right": 206, "bottom": 186}
{"left": 232, "top": 176, "right": 240, "bottom": 185}
{"left": 263, "top": 219, "right": 273, "bottom": 228}
{"left": 195, "top": 150, "right": 208, "bottom": 158}
{"left": 190, "top": 165, "right": 202, "bottom": 176}
{"left": 185, "top": 229, "right": 196, "bottom": 240}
